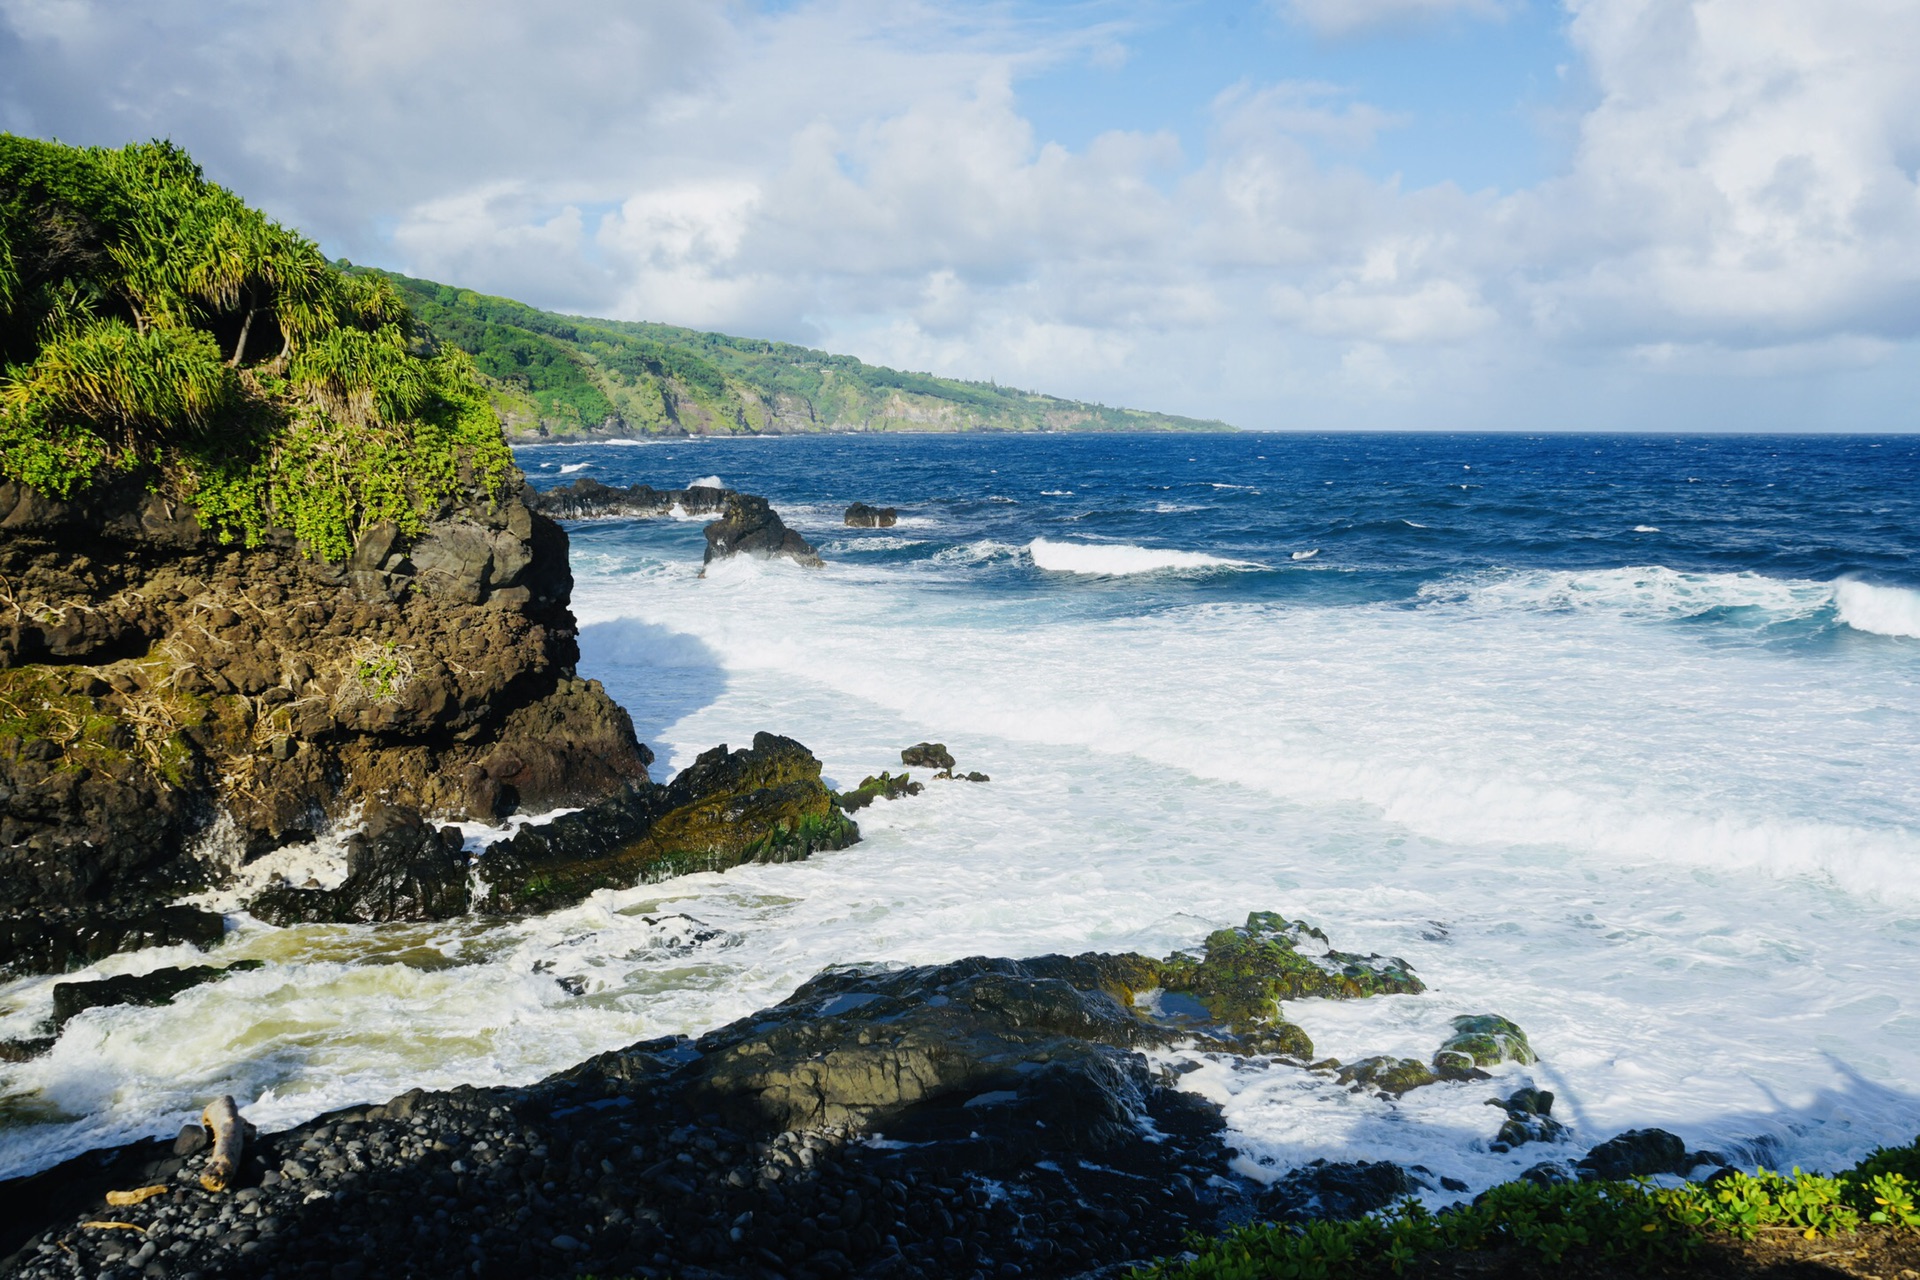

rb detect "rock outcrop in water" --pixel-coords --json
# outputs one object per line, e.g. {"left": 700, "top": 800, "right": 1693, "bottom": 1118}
{"left": 0, "top": 912, "right": 1454, "bottom": 1280}
{"left": 843, "top": 502, "right": 897, "bottom": 527}
{"left": 523, "top": 478, "right": 733, "bottom": 521}
{"left": 0, "top": 473, "right": 652, "bottom": 971}
{"left": 473, "top": 732, "right": 856, "bottom": 914}
{"left": 702, "top": 493, "right": 823, "bottom": 571}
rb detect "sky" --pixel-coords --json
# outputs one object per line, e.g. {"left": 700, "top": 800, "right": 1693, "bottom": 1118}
{"left": 3, "top": 0, "right": 1918, "bottom": 432}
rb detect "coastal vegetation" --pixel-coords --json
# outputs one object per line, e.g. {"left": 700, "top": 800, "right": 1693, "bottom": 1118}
{"left": 1137, "top": 1138, "right": 1920, "bottom": 1279}
{"left": 0, "top": 134, "right": 512, "bottom": 562}
{"left": 369, "top": 268, "right": 1234, "bottom": 438}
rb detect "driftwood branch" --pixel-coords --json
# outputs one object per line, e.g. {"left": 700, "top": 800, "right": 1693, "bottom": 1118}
{"left": 199, "top": 1095, "right": 244, "bottom": 1192}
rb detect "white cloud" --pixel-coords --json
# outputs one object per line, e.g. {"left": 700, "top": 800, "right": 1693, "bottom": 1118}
{"left": 4, "top": 0, "right": 1919, "bottom": 430}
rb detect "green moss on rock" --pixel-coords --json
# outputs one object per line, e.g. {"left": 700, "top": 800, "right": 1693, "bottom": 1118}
{"left": 1433, "top": 1013, "right": 1536, "bottom": 1075}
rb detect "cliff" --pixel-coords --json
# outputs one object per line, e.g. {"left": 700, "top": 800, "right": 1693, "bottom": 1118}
{"left": 371, "top": 269, "right": 1238, "bottom": 440}
{"left": 0, "top": 134, "right": 846, "bottom": 966}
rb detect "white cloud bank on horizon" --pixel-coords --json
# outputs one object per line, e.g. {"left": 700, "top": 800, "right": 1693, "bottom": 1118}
{"left": 3, "top": 0, "right": 1918, "bottom": 430}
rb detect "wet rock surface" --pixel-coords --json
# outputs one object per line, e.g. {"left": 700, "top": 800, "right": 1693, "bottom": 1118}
{"left": 702, "top": 494, "right": 822, "bottom": 571}
{"left": 473, "top": 733, "right": 859, "bottom": 915}
{"left": 842, "top": 503, "right": 897, "bottom": 528}
{"left": 0, "top": 914, "right": 1508, "bottom": 1280}
{"left": 0, "top": 907, "right": 226, "bottom": 978}
{"left": 0, "top": 955, "right": 1255, "bottom": 1280}
{"left": 49, "top": 960, "right": 265, "bottom": 1030}
{"left": 249, "top": 805, "right": 472, "bottom": 925}
{"left": 834, "top": 772, "right": 922, "bottom": 812}
{"left": 1258, "top": 1159, "right": 1430, "bottom": 1223}
{"left": 1576, "top": 1127, "right": 1692, "bottom": 1181}
{"left": 525, "top": 479, "right": 732, "bottom": 521}
{"left": 0, "top": 474, "right": 651, "bottom": 962}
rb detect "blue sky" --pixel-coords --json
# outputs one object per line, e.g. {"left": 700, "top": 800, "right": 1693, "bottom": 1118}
{"left": 1014, "top": 0, "right": 1580, "bottom": 194}
{"left": 4, "top": 0, "right": 1917, "bottom": 431}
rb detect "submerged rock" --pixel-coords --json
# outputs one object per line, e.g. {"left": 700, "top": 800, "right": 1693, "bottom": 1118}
{"left": 835, "top": 770, "right": 923, "bottom": 812}
{"left": 475, "top": 732, "right": 858, "bottom": 913}
{"left": 844, "top": 501, "right": 898, "bottom": 527}
{"left": 1489, "top": 1085, "right": 1570, "bottom": 1151}
{"left": 1336, "top": 1055, "right": 1441, "bottom": 1096}
{"left": 702, "top": 493, "right": 822, "bottom": 570}
{"left": 1433, "top": 1012, "right": 1536, "bottom": 1076}
{"left": 1259, "top": 1159, "right": 1429, "bottom": 1222}
{"left": 50, "top": 959, "right": 264, "bottom": 1029}
{"left": 901, "top": 741, "right": 956, "bottom": 771}
{"left": 249, "top": 804, "right": 472, "bottom": 925}
{"left": 1577, "top": 1127, "right": 1691, "bottom": 1180}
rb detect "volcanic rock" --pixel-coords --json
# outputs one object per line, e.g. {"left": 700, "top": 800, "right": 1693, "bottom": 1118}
{"left": 473, "top": 732, "right": 858, "bottom": 914}
{"left": 901, "top": 741, "right": 956, "bottom": 771}
{"left": 0, "top": 473, "right": 651, "bottom": 961}
{"left": 701, "top": 493, "right": 822, "bottom": 570}
{"left": 843, "top": 502, "right": 898, "bottom": 527}
{"left": 1577, "top": 1127, "right": 1691, "bottom": 1180}
{"left": 50, "top": 960, "right": 264, "bottom": 1029}
{"left": 249, "top": 803, "right": 472, "bottom": 924}
{"left": 524, "top": 478, "right": 732, "bottom": 521}
{"left": 835, "top": 770, "right": 922, "bottom": 811}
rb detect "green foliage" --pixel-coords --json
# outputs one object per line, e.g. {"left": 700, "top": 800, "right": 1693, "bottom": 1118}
{"left": 0, "top": 134, "right": 513, "bottom": 559}
{"left": 1137, "top": 1136, "right": 1920, "bottom": 1279}
{"left": 368, "top": 268, "right": 1233, "bottom": 437}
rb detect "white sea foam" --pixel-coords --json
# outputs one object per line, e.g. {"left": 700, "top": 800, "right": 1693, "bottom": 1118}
{"left": 1291, "top": 549, "right": 1319, "bottom": 561}
{"left": 1028, "top": 538, "right": 1257, "bottom": 575}
{"left": 1041, "top": 489, "right": 1073, "bottom": 496}
{"left": 1635, "top": 525, "right": 1661, "bottom": 533}
{"left": 1437, "top": 565, "right": 1920, "bottom": 641}
{"left": 559, "top": 462, "right": 592, "bottom": 474}
{"left": 7, "top": 521, "right": 1920, "bottom": 1191}
{"left": 687, "top": 475, "right": 725, "bottom": 490}
{"left": 1833, "top": 579, "right": 1920, "bottom": 639}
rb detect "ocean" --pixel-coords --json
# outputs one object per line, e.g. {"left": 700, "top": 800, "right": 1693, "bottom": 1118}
{"left": 3, "top": 431, "right": 1918, "bottom": 1197}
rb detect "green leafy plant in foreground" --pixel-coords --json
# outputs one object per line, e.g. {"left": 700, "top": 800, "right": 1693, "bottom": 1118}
{"left": 1135, "top": 1136, "right": 1920, "bottom": 1279}
{"left": 0, "top": 134, "right": 513, "bottom": 560}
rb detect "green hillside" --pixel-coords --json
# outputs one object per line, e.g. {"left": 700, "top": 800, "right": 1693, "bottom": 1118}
{"left": 366, "top": 269, "right": 1234, "bottom": 439}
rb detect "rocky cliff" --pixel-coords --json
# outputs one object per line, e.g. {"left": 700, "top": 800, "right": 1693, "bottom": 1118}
{"left": 0, "top": 471, "right": 650, "bottom": 937}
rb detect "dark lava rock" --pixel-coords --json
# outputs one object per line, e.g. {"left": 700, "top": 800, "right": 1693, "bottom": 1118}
{"left": 901, "top": 741, "right": 956, "bottom": 771}
{"left": 0, "top": 913, "right": 1468, "bottom": 1280}
{"left": 250, "top": 804, "right": 472, "bottom": 924}
{"left": 1577, "top": 1127, "right": 1690, "bottom": 1180}
{"left": 475, "top": 732, "right": 858, "bottom": 914}
{"left": 1489, "top": 1086, "right": 1569, "bottom": 1151}
{"left": 50, "top": 959, "right": 265, "bottom": 1029}
{"left": 0, "top": 906, "right": 226, "bottom": 978}
{"left": 1259, "top": 1159, "right": 1428, "bottom": 1222}
{"left": 844, "top": 502, "right": 898, "bottom": 527}
{"left": 0, "top": 472, "right": 650, "bottom": 927}
{"left": 526, "top": 478, "right": 732, "bottom": 521}
{"left": 702, "top": 493, "right": 822, "bottom": 570}
{"left": 835, "top": 771, "right": 923, "bottom": 812}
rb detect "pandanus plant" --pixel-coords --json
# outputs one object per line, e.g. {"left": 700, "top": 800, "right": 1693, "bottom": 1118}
{"left": 0, "top": 134, "right": 512, "bottom": 560}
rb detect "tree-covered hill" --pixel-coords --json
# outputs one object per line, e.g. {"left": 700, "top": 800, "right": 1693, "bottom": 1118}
{"left": 369, "top": 270, "right": 1235, "bottom": 439}
{"left": 0, "top": 135, "right": 511, "bottom": 561}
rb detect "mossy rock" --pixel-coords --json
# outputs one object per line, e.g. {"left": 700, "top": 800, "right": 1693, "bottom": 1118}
{"left": 835, "top": 771, "right": 922, "bottom": 813}
{"left": 1155, "top": 911, "right": 1424, "bottom": 1036}
{"left": 1433, "top": 1013, "right": 1536, "bottom": 1075}
{"left": 1335, "top": 1055, "right": 1441, "bottom": 1096}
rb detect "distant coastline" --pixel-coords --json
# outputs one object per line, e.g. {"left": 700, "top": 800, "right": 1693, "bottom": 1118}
{"left": 361, "top": 267, "right": 1237, "bottom": 440}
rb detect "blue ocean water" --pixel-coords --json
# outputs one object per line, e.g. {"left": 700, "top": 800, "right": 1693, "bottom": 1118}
{"left": 3, "top": 431, "right": 1917, "bottom": 1190}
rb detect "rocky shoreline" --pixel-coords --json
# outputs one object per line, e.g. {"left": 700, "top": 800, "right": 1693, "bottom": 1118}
{"left": 0, "top": 913, "right": 1579, "bottom": 1280}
